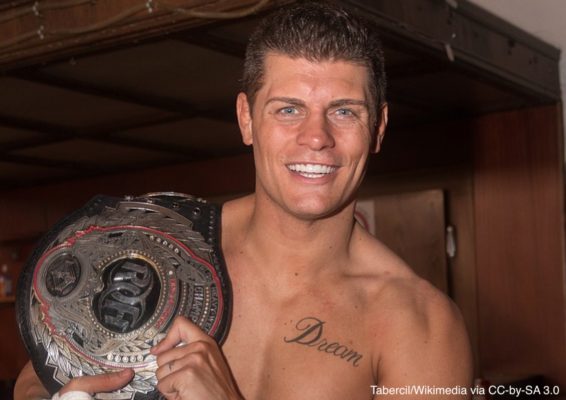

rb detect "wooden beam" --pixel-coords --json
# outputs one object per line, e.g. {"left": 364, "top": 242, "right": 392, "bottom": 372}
{"left": 177, "top": 32, "right": 246, "bottom": 59}
{"left": 0, "top": 0, "right": 278, "bottom": 73}
{"left": 0, "top": 113, "right": 219, "bottom": 163}
{"left": 1, "top": 153, "right": 106, "bottom": 172}
{"left": 13, "top": 70, "right": 237, "bottom": 123}
{"left": 0, "top": 113, "right": 76, "bottom": 138}
{"left": 387, "top": 60, "right": 447, "bottom": 80}
{"left": 347, "top": 0, "right": 560, "bottom": 101}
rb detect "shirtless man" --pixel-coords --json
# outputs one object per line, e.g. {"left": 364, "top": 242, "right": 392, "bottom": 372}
{"left": 15, "top": 2, "right": 473, "bottom": 399}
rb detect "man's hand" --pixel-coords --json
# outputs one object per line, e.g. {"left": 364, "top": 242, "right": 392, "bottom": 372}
{"left": 14, "top": 361, "right": 49, "bottom": 400}
{"left": 58, "top": 368, "right": 134, "bottom": 397}
{"left": 14, "top": 360, "right": 133, "bottom": 400}
{"left": 151, "top": 316, "right": 242, "bottom": 400}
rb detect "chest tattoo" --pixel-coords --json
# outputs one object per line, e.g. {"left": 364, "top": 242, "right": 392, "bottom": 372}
{"left": 283, "top": 317, "right": 363, "bottom": 367}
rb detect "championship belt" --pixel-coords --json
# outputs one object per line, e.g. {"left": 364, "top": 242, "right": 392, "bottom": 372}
{"left": 16, "top": 193, "right": 231, "bottom": 400}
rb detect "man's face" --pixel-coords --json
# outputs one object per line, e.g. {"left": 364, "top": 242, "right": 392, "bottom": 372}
{"left": 237, "top": 53, "right": 387, "bottom": 220}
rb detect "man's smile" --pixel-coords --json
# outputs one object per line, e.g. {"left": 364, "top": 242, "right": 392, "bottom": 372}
{"left": 286, "top": 163, "right": 338, "bottom": 179}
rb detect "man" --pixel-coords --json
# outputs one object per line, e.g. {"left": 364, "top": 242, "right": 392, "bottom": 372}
{"left": 15, "top": 2, "right": 472, "bottom": 399}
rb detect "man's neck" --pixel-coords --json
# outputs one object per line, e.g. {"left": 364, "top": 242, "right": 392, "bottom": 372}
{"left": 226, "top": 193, "right": 357, "bottom": 278}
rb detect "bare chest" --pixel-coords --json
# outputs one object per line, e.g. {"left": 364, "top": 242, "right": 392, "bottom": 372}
{"left": 220, "top": 281, "right": 377, "bottom": 399}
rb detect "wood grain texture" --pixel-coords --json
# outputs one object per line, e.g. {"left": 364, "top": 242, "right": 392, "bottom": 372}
{"left": 473, "top": 104, "right": 566, "bottom": 386}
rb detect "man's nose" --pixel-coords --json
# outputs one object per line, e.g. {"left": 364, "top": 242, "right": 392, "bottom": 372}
{"left": 296, "top": 113, "right": 335, "bottom": 150}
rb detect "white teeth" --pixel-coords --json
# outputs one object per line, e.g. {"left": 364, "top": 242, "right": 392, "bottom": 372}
{"left": 287, "top": 163, "right": 336, "bottom": 178}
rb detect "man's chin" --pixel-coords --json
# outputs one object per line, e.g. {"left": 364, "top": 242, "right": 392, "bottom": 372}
{"left": 284, "top": 200, "right": 351, "bottom": 222}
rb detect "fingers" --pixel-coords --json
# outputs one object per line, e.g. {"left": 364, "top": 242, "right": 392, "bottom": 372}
{"left": 155, "top": 340, "right": 215, "bottom": 380}
{"left": 150, "top": 317, "right": 239, "bottom": 399}
{"left": 155, "top": 350, "right": 241, "bottom": 400}
{"left": 151, "top": 316, "right": 211, "bottom": 355}
{"left": 155, "top": 353, "right": 196, "bottom": 398}
{"left": 155, "top": 351, "right": 214, "bottom": 400}
{"left": 60, "top": 369, "right": 134, "bottom": 395}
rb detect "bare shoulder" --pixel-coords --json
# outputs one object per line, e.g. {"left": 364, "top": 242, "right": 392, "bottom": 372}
{"left": 351, "top": 227, "right": 473, "bottom": 393}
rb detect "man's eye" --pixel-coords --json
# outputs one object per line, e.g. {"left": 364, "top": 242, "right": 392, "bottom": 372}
{"left": 279, "top": 107, "right": 298, "bottom": 115}
{"left": 335, "top": 108, "right": 354, "bottom": 116}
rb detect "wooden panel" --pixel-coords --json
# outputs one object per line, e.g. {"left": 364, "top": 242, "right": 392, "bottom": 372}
{"left": 0, "top": 152, "right": 255, "bottom": 241}
{"left": 0, "top": 198, "right": 45, "bottom": 242}
{"left": 0, "top": 241, "right": 35, "bottom": 380}
{"left": 473, "top": 104, "right": 566, "bottom": 386}
{"left": 361, "top": 190, "right": 448, "bottom": 292}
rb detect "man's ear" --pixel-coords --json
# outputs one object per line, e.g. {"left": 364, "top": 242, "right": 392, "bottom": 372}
{"left": 371, "top": 103, "right": 388, "bottom": 154}
{"left": 237, "top": 92, "right": 253, "bottom": 146}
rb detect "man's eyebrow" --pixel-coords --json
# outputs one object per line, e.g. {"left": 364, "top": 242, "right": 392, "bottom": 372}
{"left": 266, "top": 97, "right": 368, "bottom": 108}
{"left": 329, "top": 99, "right": 369, "bottom": 108}
{"left": 266, "top": 97, "right": 306, "bottom": 106}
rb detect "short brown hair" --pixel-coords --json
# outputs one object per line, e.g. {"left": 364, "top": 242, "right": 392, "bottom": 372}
{"left": 242, "top": 1, "right": 387, "bottom": 125}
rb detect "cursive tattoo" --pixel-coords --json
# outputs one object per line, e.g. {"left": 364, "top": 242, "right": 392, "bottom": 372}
{"left": 284, "top": 317, "right": 363, "bottom": 367}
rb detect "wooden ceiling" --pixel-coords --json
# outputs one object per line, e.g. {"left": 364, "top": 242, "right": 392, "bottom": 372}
{"left": 0, "top": 0, "right": 560, "bottom": 189}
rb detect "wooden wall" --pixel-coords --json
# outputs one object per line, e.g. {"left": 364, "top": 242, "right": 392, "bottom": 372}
{"left": 473, "top": 104, "right": 566, "bottom": 387}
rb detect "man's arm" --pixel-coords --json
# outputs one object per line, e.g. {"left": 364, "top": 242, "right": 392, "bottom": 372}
{"left": 14, "top": 361, "right": 49, "bottom": 400}
{"left": 376, "top": 281, "right": 473, "bottom": 399}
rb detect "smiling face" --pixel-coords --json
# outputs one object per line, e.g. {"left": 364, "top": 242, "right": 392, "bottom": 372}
{"left": 237, "top": 53, "right": 387, "bottom": 221}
